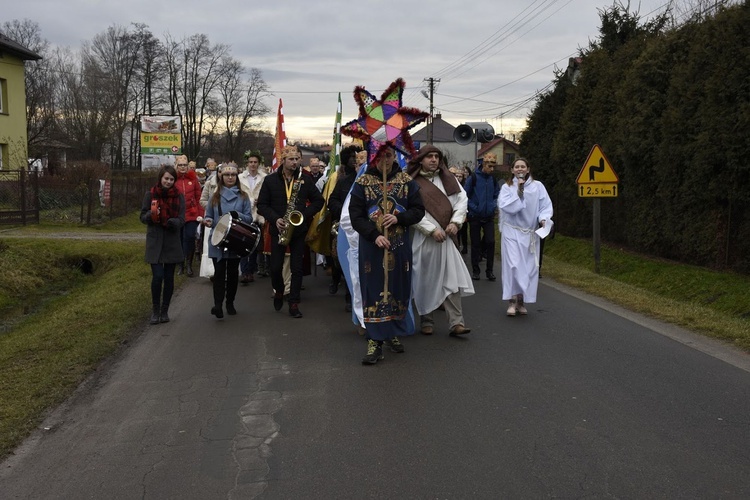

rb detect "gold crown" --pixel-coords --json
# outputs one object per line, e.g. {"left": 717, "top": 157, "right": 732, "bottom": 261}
{"left": 281, "top": 145, "right": 300, "bottom": 160}
{"left": 483, "top": 153, "right": 498, "bottom": 163}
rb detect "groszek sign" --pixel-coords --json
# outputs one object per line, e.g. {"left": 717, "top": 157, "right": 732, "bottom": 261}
{"left": 140, "top": 116, "right": 182, "bottom": 154}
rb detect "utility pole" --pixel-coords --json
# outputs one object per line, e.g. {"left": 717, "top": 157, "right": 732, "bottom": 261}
{"left": 423, "top": 77, "right": 440, "bottom": 144}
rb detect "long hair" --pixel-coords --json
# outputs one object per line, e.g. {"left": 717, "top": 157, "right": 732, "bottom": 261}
{"left": 507, "top": 157, "right": 531, "bottom": 186}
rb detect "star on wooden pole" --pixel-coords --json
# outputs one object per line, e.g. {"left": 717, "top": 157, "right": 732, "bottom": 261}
{"left": 341, "top": 78, "right": 429, "bottom": 165}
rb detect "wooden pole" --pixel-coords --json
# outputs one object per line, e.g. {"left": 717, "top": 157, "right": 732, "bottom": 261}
{"left": 382, "top": 156, "right": 390, "bottom": 300}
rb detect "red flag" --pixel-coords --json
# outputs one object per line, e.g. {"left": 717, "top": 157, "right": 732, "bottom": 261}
{"left": 271, "top": 99, "right": 287, "bottom": 172}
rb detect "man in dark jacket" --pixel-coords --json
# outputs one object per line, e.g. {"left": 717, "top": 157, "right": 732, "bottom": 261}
{"left": 257, "top": 145, "right": 325, "bottom": 317}
{"left": 464, "top": 152, "right": 501, "bottom": 281}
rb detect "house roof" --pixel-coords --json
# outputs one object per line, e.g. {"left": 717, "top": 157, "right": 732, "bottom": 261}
{"left": 477, "top": 137, "right": 520, "bottom": 158}
{"left": 411, "top": 114, "right": 458, "bottom": 143}
{"left": 0, "top": 31, "right": 42, "bottom": 61}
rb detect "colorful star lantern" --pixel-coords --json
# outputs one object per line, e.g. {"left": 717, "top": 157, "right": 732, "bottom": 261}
{"left": 341, "top": 78, "right": 429, "bottom": 166}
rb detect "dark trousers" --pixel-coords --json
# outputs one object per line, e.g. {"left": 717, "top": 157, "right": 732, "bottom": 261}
{"left": 470, "top": 218, "right": 495, "bottom": 273}
{"left": 458, "top": 223, "right": 469, "bottom": 252}
{"left": 212, "top": 258, "right": 240, "bottom": 307}
{"left": 240, "top": 247, "right": 259, "bottom": 275}
{"left": 270, "top": 232, "right": 305, "bottom": 304}
{"left": 181, "top": 221, "right": 199, "bottom": 258}
{"left": 151, "top": 263, "right": 176, "bottom": 307}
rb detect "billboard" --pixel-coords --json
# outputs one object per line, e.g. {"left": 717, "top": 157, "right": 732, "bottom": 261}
{"left": 140, "top": 116, "right": 182, "bottom": 154}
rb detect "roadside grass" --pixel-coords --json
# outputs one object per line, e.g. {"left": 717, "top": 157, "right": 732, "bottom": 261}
{"left": 542, "top": 235, "right": 750, "bottom": 350}
{"left": 2, "top": 211, "right": 144, "bottom": 234}
{"left": 0, "top": 226, "right": 151, "bottom": 458}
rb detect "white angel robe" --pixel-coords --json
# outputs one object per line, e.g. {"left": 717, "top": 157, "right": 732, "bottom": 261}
{"left": 497, "top": 176, "right": 553, "bottom": 303}
{"left": 411, "top": 175, "right": 475, "bottom": 315}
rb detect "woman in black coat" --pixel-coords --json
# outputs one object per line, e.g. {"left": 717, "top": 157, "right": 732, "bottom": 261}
{"left": 140, "top": 165, "right": 185, "bottom": 325}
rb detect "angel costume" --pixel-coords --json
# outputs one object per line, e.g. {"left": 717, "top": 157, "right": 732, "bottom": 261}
{"left": 497, "top": 176, "right": 553, "bottom": 303}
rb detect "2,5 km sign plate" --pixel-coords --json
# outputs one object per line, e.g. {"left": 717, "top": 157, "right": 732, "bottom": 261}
{"left": 576, "top": 145, "right": 619, "bottom": 198}
{"left": 578, "top": 183, "right": 618, "bottom": 197}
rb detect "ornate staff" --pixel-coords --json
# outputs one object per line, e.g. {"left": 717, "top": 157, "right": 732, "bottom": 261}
{"left": 381, "top": 155, "right": 390, "bottom": 303}
{"left": 339, "top": 78, "right": 429, "bottom": 309}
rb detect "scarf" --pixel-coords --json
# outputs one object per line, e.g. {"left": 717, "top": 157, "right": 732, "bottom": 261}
{"left": 150, "top": 184, "right": 181, "bottom": 227}
{"left": 413, "top": 172, "right": 454, "bottom": 230}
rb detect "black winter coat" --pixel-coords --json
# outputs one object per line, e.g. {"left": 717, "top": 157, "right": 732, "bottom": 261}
{"left": 257, "top": 168, "right": 325, "bottom": 237}
{"left": 140, "top": 191, "right": 185, "bottom": 264}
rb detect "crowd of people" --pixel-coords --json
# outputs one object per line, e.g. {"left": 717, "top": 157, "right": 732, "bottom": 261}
{"left": 141, "top": 143, "right": 553, "bottom": 365}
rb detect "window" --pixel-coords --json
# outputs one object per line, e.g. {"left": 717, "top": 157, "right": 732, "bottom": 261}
{"left": 505, "top": 153, "right": 516, "bottom": 166}
{"left": 0, "top": 78, "right": 5, "bottom": 114}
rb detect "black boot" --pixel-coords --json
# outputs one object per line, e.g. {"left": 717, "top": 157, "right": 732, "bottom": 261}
{"left": 159, "top": 304, "right": 170, "bottom": 323}
{"left": 186, "top": 250, "right": 195, "bottom": 277}
{"left": 150, "top": 305, "right": 160, "bottom": 325}
{"left": 177, "top": 262, "right": 184, "bottom": 276}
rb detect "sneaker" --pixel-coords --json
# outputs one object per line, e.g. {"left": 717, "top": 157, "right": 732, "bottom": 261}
{"left": 517, "top": 304, "right": 528, "bottom": 315}
{"left": 506, "top": 303, "right": 517, "bottom": 316}
{"left": 289, "top": 303, "right": 303, "bottom": 318}
{"left": 385, "top": 337, "right": 405, "bottom": 353}
{"left": 362, "top": 339, "right": 384, "bottom": 365}
{"left": 240, "top": 274, "right": 250, "bottom": 284}
{"left": 273, "top": 292, "right": 283, "bottom": 311}
{"left": 486, "top": 271, "right": 496, "bottom": 281}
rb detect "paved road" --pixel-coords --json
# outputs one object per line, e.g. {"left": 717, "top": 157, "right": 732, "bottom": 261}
{"left": 2, "top": 257, "right": 750, "bottom": 499}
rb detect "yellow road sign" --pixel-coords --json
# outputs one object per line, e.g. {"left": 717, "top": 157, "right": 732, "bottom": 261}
{"left": 578, "top": 183, "right": 618, "bottom": 197}
{"left": 576, "top": 145, "right": 619, "bottom": 183}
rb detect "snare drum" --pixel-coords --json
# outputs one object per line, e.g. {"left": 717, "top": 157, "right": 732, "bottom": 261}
{"left": 210, "top": 213, "right": 261, "bottom": 256}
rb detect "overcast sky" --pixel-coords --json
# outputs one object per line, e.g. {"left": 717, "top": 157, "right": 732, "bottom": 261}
{"left": 6, "top": 0, "right": 669, "bottom": 143}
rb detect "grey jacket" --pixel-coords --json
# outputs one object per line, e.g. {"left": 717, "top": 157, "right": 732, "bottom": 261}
{"left": 140, "top": 191, "right": 186, "bottom": 264}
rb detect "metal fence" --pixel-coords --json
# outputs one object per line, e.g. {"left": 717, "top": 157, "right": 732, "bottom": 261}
{"left": 0, "top": 169, "right": 154, "bottom": 226}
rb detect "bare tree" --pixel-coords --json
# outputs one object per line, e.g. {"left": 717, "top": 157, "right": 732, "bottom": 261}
{"left": 216, "top": 60, "right": 271, "bottom": 161}
{"left": 163, "top": 33, "right": 229, "bottom": 159}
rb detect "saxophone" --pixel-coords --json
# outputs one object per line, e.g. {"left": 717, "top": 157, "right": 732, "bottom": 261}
{"left": 278, "top": 170, "right": 304, "bottom": 246}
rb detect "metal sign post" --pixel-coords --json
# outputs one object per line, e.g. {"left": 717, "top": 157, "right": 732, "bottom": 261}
{"left": 576, "top": 145, "right": 619, "bottom": 273}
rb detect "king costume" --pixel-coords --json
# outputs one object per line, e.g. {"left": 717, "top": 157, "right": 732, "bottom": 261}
{"left": 348, "top": 162, "right": 425, "bottom": 341}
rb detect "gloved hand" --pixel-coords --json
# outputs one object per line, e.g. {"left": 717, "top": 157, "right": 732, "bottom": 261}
{"left": 230, "top": 210, "right": 240, "bottom": 220}
{"left": 166, "top": 218, "right": 180, "bottom": 229}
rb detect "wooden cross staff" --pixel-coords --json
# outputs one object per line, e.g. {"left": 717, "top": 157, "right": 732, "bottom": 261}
{"left": 381, "top": 156, "right": 391, "bottom": 303}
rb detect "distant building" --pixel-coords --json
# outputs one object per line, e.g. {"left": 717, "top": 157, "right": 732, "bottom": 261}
{"left": 0, "top": 31, "right": 42, "bottom": 170}
{"left": 478, "top": 137, "right": 522, "bottom": 176}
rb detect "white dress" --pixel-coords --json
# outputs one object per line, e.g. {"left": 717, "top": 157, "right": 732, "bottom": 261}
{"left": 411, "top": 175, "right": 475, "bottom": 315}
{"left": 497, "top": 176, "right": 553, "bottom": 302}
